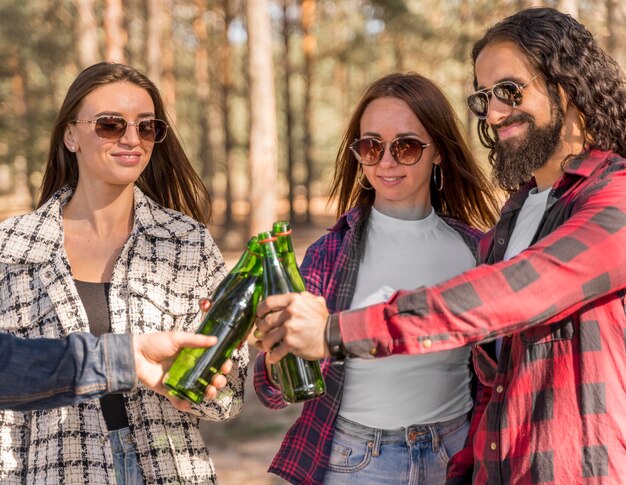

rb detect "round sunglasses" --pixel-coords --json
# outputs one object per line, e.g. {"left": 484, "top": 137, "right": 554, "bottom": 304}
{"left": 467, "top": 74, "right": 539, "bottom": 120}
{"left": 349, "top": 136, "right": 430, "bottom": 166}
{"left": 72, "top": 115, "right": 169, "bottom": 143}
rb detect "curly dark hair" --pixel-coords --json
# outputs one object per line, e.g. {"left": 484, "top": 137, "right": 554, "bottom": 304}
{"left": 471, "top": 7, "right": 626, "bottom": 167}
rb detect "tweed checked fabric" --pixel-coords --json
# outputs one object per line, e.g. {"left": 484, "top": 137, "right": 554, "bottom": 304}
{"left": 253, "top": 206, "right": 483, "bottom": 484}
{"left": 331, "top": 150, "right": 626, "bottom": 484}
{"left": 0, "top": 186, "right": 247, "bottom": 484}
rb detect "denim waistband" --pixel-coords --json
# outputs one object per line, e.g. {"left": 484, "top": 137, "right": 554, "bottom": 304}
{"left": 334, "top": 412, "right": 468, "bottom": 445}
{"left": 109, "top": 426, "right": 136, "bottom": 453}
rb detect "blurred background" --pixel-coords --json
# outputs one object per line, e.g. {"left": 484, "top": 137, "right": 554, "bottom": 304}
{"left": 1, "top": 0, "right": 625, "bottom": 483}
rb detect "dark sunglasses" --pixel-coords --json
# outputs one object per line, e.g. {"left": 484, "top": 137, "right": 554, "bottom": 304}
{"left": 72, "top": 115, "right": 168, "bottom": 143}
{"left": 467, "top": 74, "right": 539, "bottom": 120}
{"left": 349, "top": 136, "right": 430, "bottom": 166}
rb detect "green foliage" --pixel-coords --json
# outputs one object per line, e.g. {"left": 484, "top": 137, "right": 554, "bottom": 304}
{"left": 0, "top": 0, "right": 623, "bottom": 207}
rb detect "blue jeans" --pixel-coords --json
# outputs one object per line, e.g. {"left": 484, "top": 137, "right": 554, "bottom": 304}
{"left": 324, "top": 413, "right": 469, "bottom": 485}
{"left": 109, "top": 427, "right": 144, "bottom": 485}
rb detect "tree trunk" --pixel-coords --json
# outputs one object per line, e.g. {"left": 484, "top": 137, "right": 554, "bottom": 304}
{"left": 247, "top": 0, "right": 278, "bottom": 236}
{"left": 301, "top": 0, "right": 316, "bottom": 223}
{"left": 221, "top": 0, "right": 235, "bottom": 229}
{"left": 606, "top": 0, "right": 626, "bottom": 67}
{"left": 193, "top": 0, "right": 213, "bottom": 191}
{"left": 282, "top": 0, "right": 296, "bottom": 222}
{"left": 519, "top": 0, "right": 543, "bottom": 7}
{"left": 74, "top": 0, "right": 99, "bottom": 68}
{"left": 146, "top": 0, "right": 163, "bottom": 88}
{"left": 161, "top": 0, "right": 177, "bottom": 124}
{"left": 104, "top": 0, "right": 126, "bottom": 63}
{"left": 557, "top": 0, "right": 579, "bottom": 18}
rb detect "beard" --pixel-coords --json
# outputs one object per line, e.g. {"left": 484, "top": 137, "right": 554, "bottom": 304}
{"left": 491, "top": 97, "right": 564, "bottom": 192}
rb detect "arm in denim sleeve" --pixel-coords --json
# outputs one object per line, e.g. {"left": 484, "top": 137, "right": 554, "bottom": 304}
{"left": 0, "top": 332, "right": 136, "bottom": 411}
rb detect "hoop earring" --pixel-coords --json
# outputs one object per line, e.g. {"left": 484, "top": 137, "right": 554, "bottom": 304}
{"left": 357, "top": 168, "right": 374, "bottom": 191}
{"left": 433, "top": 164, "right": 444, "bottom": 192}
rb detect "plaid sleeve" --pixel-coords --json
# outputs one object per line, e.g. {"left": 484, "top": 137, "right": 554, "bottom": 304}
{"left": 252, "top": 352, "right": 288, "bottom": 409}
{"left": 337, "top": 158, "right": 626, "bottom": 357}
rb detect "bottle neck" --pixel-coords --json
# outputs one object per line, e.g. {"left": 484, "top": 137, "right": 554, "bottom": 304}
{"left": 260, "top": 241, "right": 294, "bottom": 296}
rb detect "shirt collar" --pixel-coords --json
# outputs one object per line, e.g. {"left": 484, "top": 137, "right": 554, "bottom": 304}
{"left": 0, "top": 185, "right": 196, "bottom": 264}
{"left": 327, "top": 205, "right": 365, "bottom": 233}
{"left": 501, "top": 149, "right": 613, "bottom": 214}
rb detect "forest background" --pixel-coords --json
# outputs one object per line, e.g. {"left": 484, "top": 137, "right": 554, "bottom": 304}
{"left": 1, "top": 0, "right": 625, "bottom": 483}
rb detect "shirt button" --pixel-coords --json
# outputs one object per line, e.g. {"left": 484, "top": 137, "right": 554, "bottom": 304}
{"left": 369, "top": 348, "right": 377, "bottom": 356}
{"left": 497, "top": 238, "right": 505, "bottom": 245}
{"left": 422, "top": 339, "right": 432, "bottom": 348}
{"left": 496, "top": 385, "right": 504, "bottom": 393}
{"left": 490, "top": 442, "right": 497, "bottom": 451}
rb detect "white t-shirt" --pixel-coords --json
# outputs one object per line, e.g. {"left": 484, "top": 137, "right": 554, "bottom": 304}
{"left": 495, "top": 187, "right": 551, "bottom": 358}
{"left": 339, "top": 207, "right": 477, "bottom": 429}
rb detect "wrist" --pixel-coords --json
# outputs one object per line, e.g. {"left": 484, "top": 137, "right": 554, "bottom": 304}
{"left": 325, "top": 313, "right": 346, "bottom": 361}
{"left": 106, "top": 333, "right": 138, "bottom": 392}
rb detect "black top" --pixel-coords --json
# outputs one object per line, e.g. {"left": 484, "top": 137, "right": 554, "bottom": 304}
{"left": 74, "top": 280, "right": 130, "bottom": 431}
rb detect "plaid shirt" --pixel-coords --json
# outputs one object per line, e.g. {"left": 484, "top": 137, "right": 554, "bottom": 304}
{"left": 332, "top": 150, "right": 626, "bottom": 484}
{"left": 0, "top": 186, "right": 247, "bottom": 484}
{"left": 253, "top": 206, "right": 482, "bottom": 484}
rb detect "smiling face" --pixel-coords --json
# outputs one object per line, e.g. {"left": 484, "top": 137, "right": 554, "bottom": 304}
{"left": 475, "top": 41, "right": 565, "bottom": 190}
{"left": 359, "top": 96, "right": 440, "bottom": 220}
{"left": 64, "top": 81, "right": 156, "bottom": 191}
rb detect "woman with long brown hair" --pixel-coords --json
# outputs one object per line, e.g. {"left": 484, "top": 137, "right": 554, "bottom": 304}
{"left": 0, "top": 62, "right": 245, "bottom": 484}
{"left": 253, "top": 72, "right": 499, "bottom": 485}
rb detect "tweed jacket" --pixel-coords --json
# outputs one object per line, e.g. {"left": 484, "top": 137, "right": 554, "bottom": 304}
{"left": 0, "top": 185, "right": 247, "bottom": 484}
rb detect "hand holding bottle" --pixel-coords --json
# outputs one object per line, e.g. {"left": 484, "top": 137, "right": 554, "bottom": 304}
{"left": 255, "top": 291, "right": 331, "bottom": 363}
{"left": 258, "top": 228, "right": 326, "bottom": 402}
{"left": 134, "top": 330, "right": 231, "bottom": 412}
{"left": 164, "top": 238, "right": 263, "bottom": 404}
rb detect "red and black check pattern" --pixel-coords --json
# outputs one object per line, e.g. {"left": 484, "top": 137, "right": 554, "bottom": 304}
{"left": 253, "top": 206, "right": 483, "bottom": 484}
{"left": 334, "top": 150, "right": 626, "bottom": 484}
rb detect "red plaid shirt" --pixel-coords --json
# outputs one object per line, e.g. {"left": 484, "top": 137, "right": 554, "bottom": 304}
{"left": 331, "top": 150, "right": 626, "bottom": 484}
{"left": 253, "top": 207, "right": 483, "bottom": 484}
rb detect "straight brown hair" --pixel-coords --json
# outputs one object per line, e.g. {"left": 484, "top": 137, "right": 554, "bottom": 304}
{"left": 330, "top": 72, "right": 499, "bottom": 230}
{"left": 38, "top": 62, "right": 212, "bottom": 225}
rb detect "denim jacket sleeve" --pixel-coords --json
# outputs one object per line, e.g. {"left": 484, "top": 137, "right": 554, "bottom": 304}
{"left": 0, "top": 332, "right": 136, "bottom": 411}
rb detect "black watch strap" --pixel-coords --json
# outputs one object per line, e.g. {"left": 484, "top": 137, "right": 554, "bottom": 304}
{"left": 325, "top": 313, "right": 346, "bottom": 361}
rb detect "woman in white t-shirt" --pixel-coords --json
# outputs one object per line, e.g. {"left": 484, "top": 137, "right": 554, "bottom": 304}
{"left": 253, "top": 72, "right": 500, "bottom": 485}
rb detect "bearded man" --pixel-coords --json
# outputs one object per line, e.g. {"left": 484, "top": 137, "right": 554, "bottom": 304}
{"left": 255, "top": 7, "right": 626, "bottom": 484}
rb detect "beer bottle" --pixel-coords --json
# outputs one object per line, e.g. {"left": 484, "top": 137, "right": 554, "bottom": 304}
{"left": 259, "top": 229, "right": 325, "bottom": 403}
{"left": 164, "top": 238, "right": 264, "bottom": 404}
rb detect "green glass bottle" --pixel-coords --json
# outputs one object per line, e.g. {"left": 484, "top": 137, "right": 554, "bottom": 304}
{"left": 211, "top": 236, "right": 261, "bottom": 303}
{"left": 164, "top": 238, "right": 263, "bottom": 404}
{"left": 259, "top": 229, "right": 326, "bottom": 403}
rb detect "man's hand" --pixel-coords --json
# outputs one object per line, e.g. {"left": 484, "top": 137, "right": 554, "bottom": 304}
{"left": 255, "top": 292, "right": 331, "bottom": 363}
{"left": 133, "top": 331, "right": 232, "bottom": 412}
